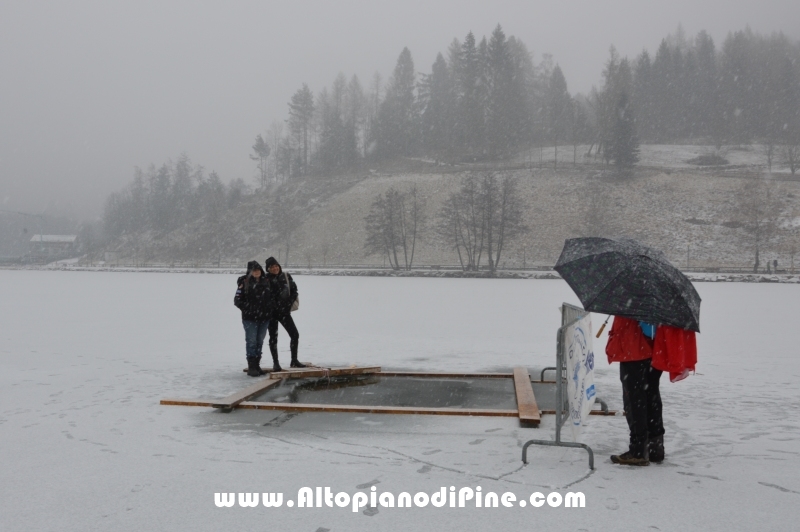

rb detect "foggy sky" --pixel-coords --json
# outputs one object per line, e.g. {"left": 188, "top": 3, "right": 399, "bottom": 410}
{"left": 1, "top": 0, "right": 798, "bottom": 220}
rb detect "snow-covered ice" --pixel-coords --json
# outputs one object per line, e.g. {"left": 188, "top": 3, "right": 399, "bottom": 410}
{"left": 1, "top": 270, "right": 798, "bottom": 531}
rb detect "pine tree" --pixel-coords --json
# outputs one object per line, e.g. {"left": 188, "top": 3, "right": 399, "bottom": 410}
{"left": 288, "top": 84, "right": 315, "bottom": 175}
{"left": 250, "top": 134, "right": 271, "bottom": 188}
{"left": 455, "top": 32, "right": 485, "bottom": 159}
{"left": 148, "top": 164, "right": 173, "bottom": 232}
{"left": 345, "top": 75, "right": 367, "bottom": 158}
{"left": 316, "top": 74, "right": 359, "bottom": 173}
{"left": 547, "top": 65, "right": 571, "bottom": 169}
{"left": 376, "top": 48, "right": 418, "bottom": 159}
{"left": 609, "top": 92, "right": 640, "bottom": 170}
{"left": 694, "top": 31, "right": 722, "bottom": 144}
{"left": 419, "top": 53, "right": 455, "bottom": 159}
{"left": 632, "top": 50, "right": 654, "bottom": 141}
{"left": 486, "top": 25, "right": 513, "bottom": 158}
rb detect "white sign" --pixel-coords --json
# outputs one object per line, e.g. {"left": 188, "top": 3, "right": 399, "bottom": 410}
{"left": 564, "top": 313, "right": 596, "bottom": 439}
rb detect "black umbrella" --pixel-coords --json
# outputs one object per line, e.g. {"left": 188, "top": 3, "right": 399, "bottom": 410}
{"left": 554, "top": 238, "right": 701, "bottom": 332}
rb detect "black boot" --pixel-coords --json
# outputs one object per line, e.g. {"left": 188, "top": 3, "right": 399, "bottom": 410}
{"left": 246, "top": 358, "right": 261, "bottom": 377}
{"left": 255, "top": 356, "right": 267, "bottom": 375}
{"left": 648, "top": 435, "right": 665, "bottom": 463}
{"left": 289, "top": 341, "right": 306, "bottom": 368}
{"left": 270, "top": 344, "right": 283, "bottom": 372}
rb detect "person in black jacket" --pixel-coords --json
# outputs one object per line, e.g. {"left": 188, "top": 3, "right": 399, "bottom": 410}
{"left": 264, "top": 256, "right": 306, "bottom": 371}
{"left": 234, "top": 260, "right": 272, "bottom": 376}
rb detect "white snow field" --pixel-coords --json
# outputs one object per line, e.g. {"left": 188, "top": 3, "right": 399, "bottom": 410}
{"left": 1, "top": 270, "right": 798, "bottom": 531}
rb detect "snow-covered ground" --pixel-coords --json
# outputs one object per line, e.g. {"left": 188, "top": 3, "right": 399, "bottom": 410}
{"left": 517, "top": 143, "right": 789, "bottom": 172}
{"left": 1, "top": 271, "right": 798, "bottom": 531}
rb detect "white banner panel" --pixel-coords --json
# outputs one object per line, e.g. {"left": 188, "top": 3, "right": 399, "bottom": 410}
{"left": 564, "top": 313, "right": 596, "bottom": 439}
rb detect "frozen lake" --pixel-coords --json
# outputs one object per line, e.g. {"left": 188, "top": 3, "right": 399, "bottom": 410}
{"left": 1, "top": 270, "right": 798, "bottom": 531}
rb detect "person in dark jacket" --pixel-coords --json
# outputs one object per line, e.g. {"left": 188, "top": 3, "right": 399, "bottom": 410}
{"left": 264, "top": 256, "right": 305, "bottom": 371}
{"left": 234, "top": 260, "right": 272, "bottom": 376}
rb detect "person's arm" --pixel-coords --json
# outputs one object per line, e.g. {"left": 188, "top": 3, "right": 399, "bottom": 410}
{"left": 233, "top": 277, "right": 245, "bottom": 309}
{"left": 234, "top": 277, "right": 252, "bottom": 309}
{"left": 278, "top": 273, "right": 292, "bottom": 300}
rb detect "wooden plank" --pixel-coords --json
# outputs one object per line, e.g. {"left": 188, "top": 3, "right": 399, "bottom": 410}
{"left": 211, "top": 378, "right": 284, "bottom": 409}
{"left": 513, "top": 367, "right": 541, "bottom": 425}
{"left": 242, "top": 369, "right": 546, "bottom": 380}
{"left": 160, "top": 398, "right": 616, "bottom": 417}
{"left": 160, "top": 398, "right": 218, "bottom": 407}
{"left": 377, "top": 371, "right": 514, "bottom": 379}
{"left": 539, "top": 409, "right": 618, "bottom": 416}
{"left": 269, "top": 366, "right": 381, "bottom": 380}
{"left": 239, "top": 401, "right": 519, "bottom": 417}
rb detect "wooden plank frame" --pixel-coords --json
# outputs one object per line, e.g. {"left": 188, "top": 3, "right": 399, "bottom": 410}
{"left": 513, "top": 367, "right": 541, "bottom": 425}
{"left": 238, "top": 402, "right": 519, "bottom": 417}
{"left": 161, "top": 366, "right": 614, "bottom": 422}
{"left": 160, "top": 398, "right": 218, "bottom": 407}
{"left": 241, "top": 366, "right": 381, "bottom": 379}
{"left": 269, "top": 366, "right": 381, "bottom": 380}
{"left": 210, "top": 378, "right": 283, "bottom": 410}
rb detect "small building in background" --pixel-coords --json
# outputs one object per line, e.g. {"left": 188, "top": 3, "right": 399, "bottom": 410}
{"left": 29, "top": 235, "right": 79, "bottom": 260}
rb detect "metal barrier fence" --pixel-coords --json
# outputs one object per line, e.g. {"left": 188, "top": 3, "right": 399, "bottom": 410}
{"left": 522, "top": 303, "right": 596, "bottom": 469}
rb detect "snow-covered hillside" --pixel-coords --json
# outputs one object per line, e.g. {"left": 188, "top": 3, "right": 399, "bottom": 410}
{"left": 101, "top": 144, "right": 800, "bottom": 270}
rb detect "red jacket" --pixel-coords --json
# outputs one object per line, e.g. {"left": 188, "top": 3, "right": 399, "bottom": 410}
{"left": 605, "top": 316, "right": 653, "bottom": 363}
{"left": 652, "top": 325, "right": 697, "bottom": 382}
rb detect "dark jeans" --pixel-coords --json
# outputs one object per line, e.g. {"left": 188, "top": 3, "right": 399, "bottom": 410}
{"left": 268, "top": 314, "right": 299, "bottom": 351}
{"left": 620, "top": 358, "right": 664, "bottom": 457}
{"left": 242, "top": 320, "right": 269, "bottom": 360}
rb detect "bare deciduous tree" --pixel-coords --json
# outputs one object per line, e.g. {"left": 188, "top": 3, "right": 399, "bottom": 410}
{"left": 490, "top": 173, "right": 528, "bottom": 271}
{"left": 761, "top": 139, "right": 776, "bottom": 173}
{"left": 364, "top": 186, "right": 426, "bottom": 270}
{"left": 270, "top": 193, "right": 302, "bottom": 268}
{"left": 437, "top": 174, "right": 485, "bottom": 271}
{"left": 780, "top": 142, "right": 800, "bottom": 175}
{"left": 734, "top": 176, "right": 785, "bottom": 272}
{"left": 438, "top": 172, "right": 527, "bottom": 273}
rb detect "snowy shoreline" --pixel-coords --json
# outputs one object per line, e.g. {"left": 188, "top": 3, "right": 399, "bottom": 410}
{"left": 3, "top": 264, "right": 799, "bottom": 283}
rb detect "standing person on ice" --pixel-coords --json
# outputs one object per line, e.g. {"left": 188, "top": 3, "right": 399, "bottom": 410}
{"left": 264, "top": 256, "right": 306, "bottom": 371}
{"left": 606, "top": 316, "right": 665, "bottom": 466}
{"left": 234, "top": 261, "right": 272, "bottom": 377}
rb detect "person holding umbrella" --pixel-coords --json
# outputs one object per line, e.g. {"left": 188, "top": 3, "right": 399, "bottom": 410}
{"left": 605, "top": 316, "right": 663, "bottom": 465}
{"left": 554, "top": 237, "right": 699, "bottom": 466}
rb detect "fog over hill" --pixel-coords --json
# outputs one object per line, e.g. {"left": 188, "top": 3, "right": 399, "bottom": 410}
{"left": 2, "top": 2, "right": 798, "bottom": 219}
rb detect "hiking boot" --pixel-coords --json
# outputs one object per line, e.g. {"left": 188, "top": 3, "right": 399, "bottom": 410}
{"left": 246, "top": 358, "right": 261, "bottom": 377}
{"left": 648, "top": 436, "right": 665, "bottom": 463}
{"left": 610, "top": 451, "right": 649, "bottom": 466}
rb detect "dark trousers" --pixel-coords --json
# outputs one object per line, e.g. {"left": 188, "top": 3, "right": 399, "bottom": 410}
{"left": 268, "top": 314, "right": 299, "bottom": 352}
{"left": 620, "top": 358, "right": 664, "bottom": 457}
